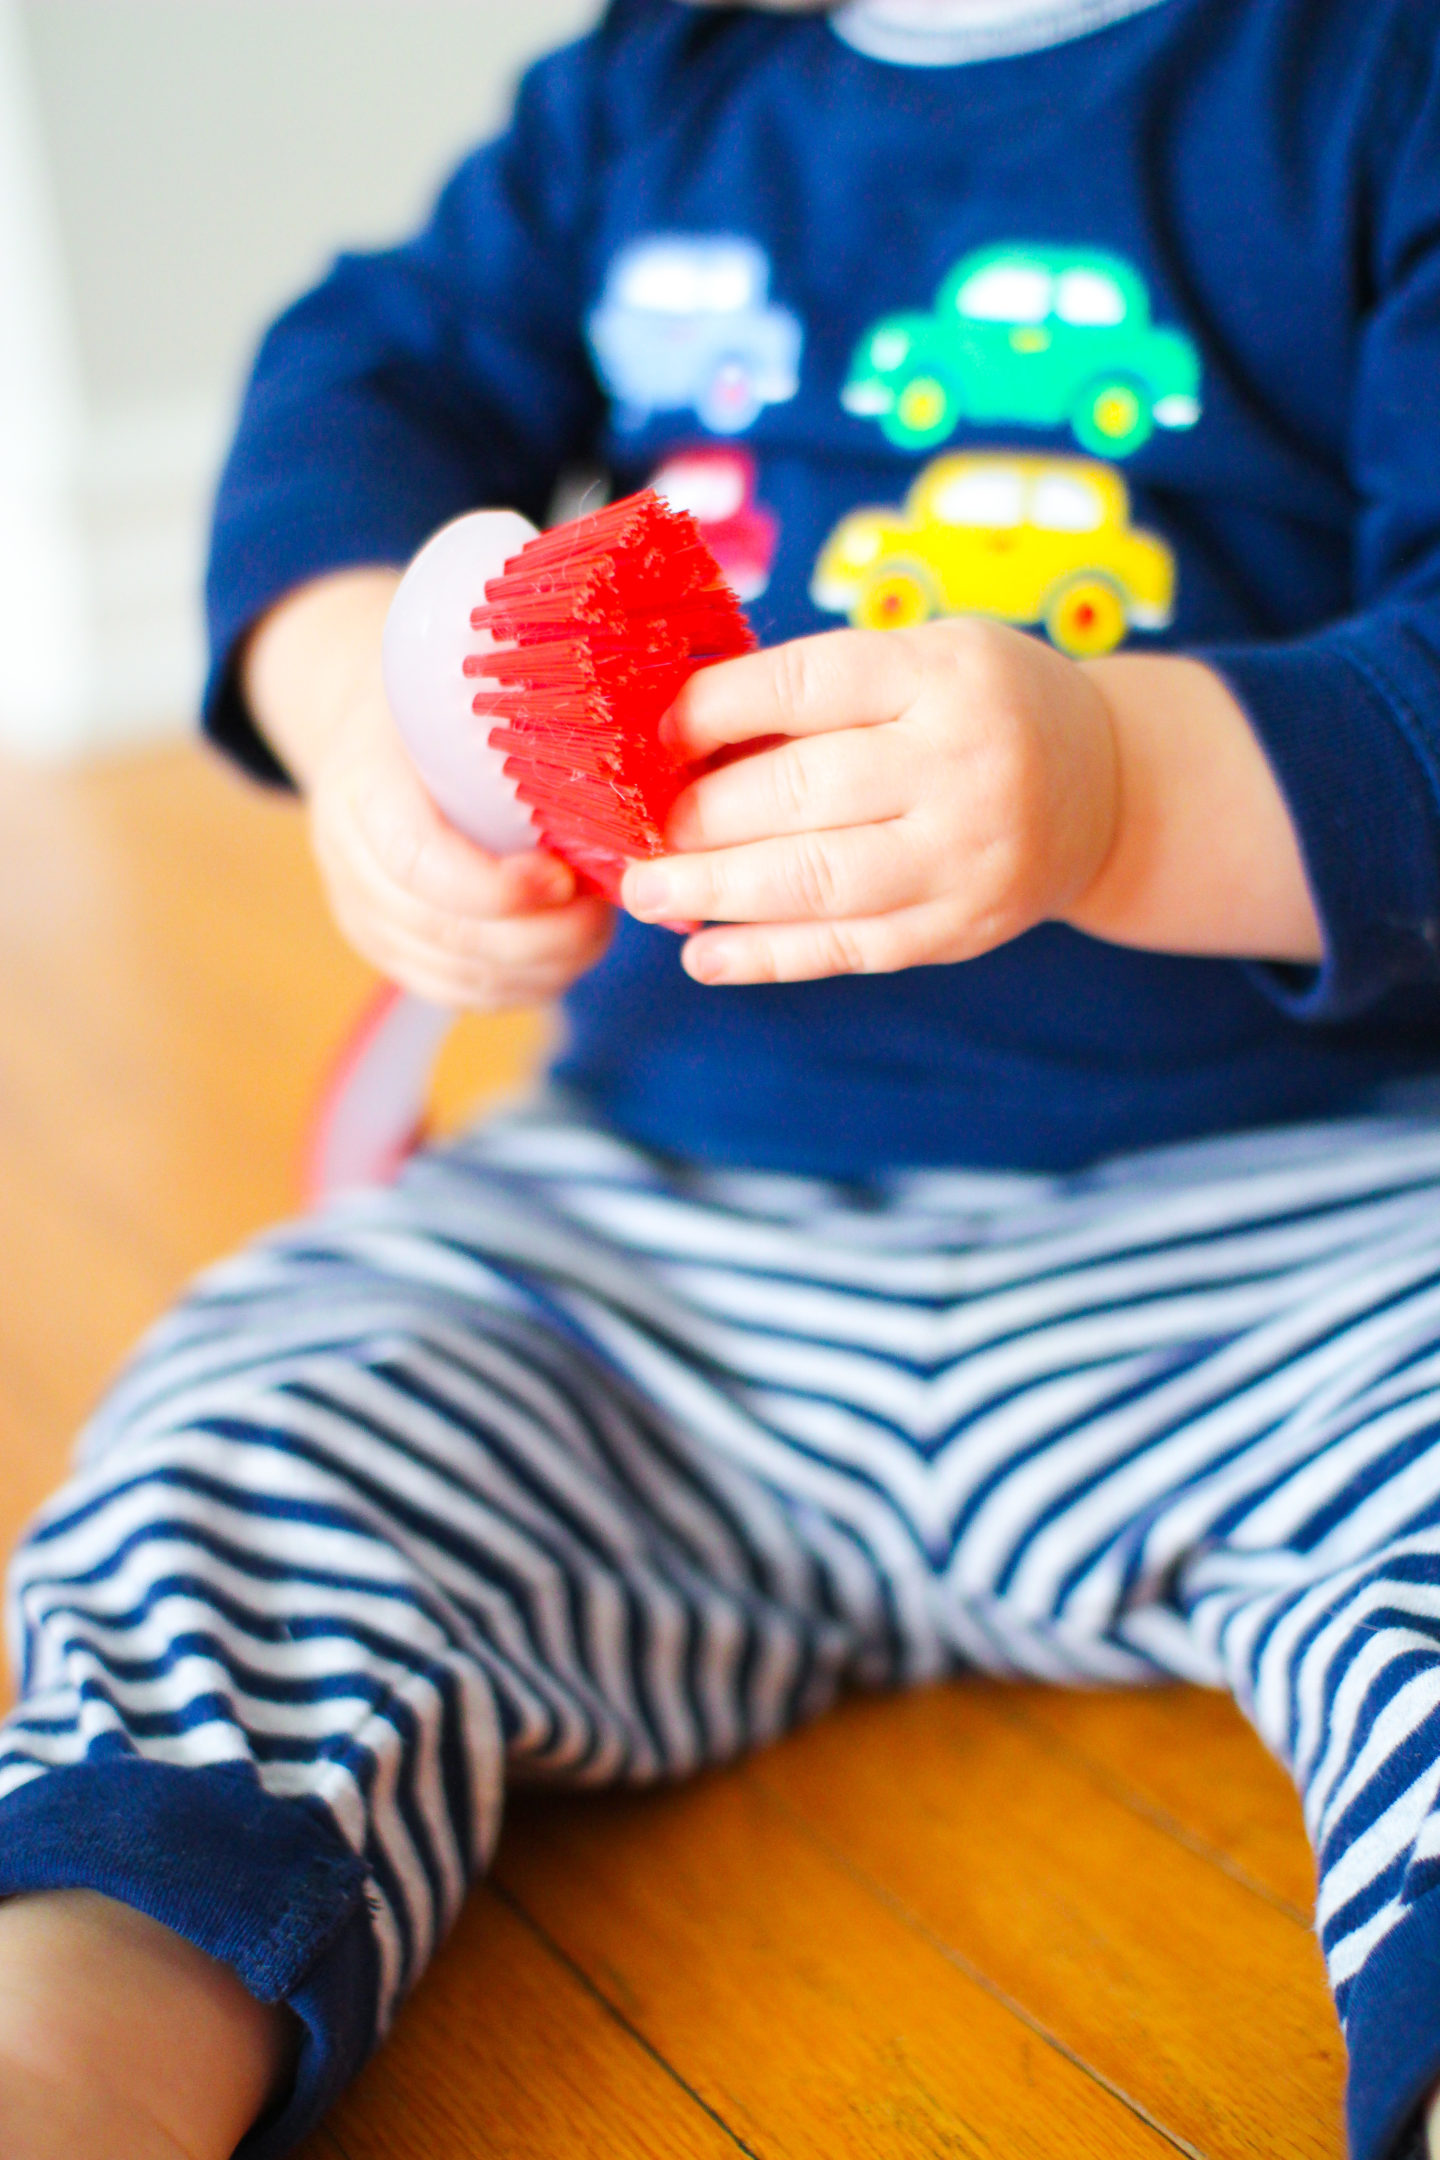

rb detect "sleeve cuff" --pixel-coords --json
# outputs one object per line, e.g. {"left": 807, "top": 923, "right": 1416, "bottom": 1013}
{"left": 0, "top": 1758, "right": 379, "bottom": 2160}
{"left": 201, "top": 367, "right": 507, "bottom": 784}
{"left": 1343, "top": 1890, "right": 1440, "bottom": 2160}
{"left": 1203, "top": 626, "right": 1440, "bottom": 1021}
{"left": 201, "top": 474, "right": 433, "bottom": 790}
{"left": 203, "top": 650, "right": 296, "bottom": 788}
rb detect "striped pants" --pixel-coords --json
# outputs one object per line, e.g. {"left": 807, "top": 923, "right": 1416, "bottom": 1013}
{"left": 4, "top": 1101, "right": 1440, "bottom": 2160}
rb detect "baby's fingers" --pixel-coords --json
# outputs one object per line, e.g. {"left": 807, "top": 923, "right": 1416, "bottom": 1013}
{"left": 668, "top": 629, "right": 925, "bottom": 761}
{"left": 339, "top": 894, "right": 613, "bottom": 1008}
{"left": 326, "top": 732, "right": 573, "bottom": 919}
{"left": 624, "top": 821, "right": 918, "bottom": 930}
{"left": 667, "top": 725, "right": 910, "bottom": 852}
{"left": 359, "top": 796, "right": 572, "bottom": 918}
{"left": 324, "top": 810, "right": 572, "bottom": 952}
{"left": 680, "top": 900, "right": 962, "bottom": 986}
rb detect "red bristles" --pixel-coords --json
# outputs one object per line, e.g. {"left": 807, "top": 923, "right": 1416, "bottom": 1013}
{"left": 466, "top": 489, "right": 756, "bottom": 902}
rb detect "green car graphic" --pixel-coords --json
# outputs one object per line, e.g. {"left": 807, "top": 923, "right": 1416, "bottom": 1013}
{"left": 841, "top": 245, "right": 1202, "bottom": 458}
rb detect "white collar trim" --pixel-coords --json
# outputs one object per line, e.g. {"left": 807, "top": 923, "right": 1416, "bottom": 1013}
{"left": 829, "top": 0, "right": 1171, "bottom": 67}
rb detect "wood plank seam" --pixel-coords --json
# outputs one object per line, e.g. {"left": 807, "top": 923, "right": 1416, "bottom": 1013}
{"left": 997, "top": 1694, "right": 1314, "bottom": 1930}
{"left": 746, "top": 1766, "right": 1209, "bottom": 2160}
{"left": 488, "top": 1881, "right": 765, "bottom": 2158}
{"left": 295, "top": 2124, "right": 352, "bottom": 2159}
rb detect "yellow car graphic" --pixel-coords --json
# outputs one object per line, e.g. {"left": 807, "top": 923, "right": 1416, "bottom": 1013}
{"left": 810, "top": 452, "right": 1175, "bottom": 657}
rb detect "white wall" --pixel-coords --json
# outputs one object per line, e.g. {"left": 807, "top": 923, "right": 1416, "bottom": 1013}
{"left": 0, "top": 0, "right": 598, "bottom": 759}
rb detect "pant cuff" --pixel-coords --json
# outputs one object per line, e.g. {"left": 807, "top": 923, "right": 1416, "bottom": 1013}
{"left": 0, "top": 1757, "right": 378, "bottom": 2158}
{"left": 1344, "top": 1887, "right": 1440, "bottom": 2160}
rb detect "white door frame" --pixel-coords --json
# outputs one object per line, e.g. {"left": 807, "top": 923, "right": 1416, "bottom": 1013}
{"left": 0, "top": 0, "right": 92, "bottom": 757}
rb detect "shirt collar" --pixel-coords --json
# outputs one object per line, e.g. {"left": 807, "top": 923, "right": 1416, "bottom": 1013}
{"left": 828, "top": 0, "right": 1173, "bottom": 67}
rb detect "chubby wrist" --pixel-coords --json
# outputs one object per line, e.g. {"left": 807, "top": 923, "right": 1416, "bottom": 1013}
{"left": 240, "top": 565, "right": 403, "bottom": 795}
{"left": 1038, "top": 646, "right": 1124, "bottom": 928}
{"left": 1062, "top": 651, "right": 1322, "bottom": 962}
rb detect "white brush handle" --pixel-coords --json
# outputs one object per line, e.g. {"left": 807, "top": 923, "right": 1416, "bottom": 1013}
{"left": 310, "top": 510, "right": 546, "bottom": 1202}
{"left": 380, "top": 507, "right": 543, "bottom": 855}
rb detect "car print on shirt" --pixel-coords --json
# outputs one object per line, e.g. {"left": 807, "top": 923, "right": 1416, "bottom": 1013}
{"left": 649, "top": 446, "right": 778, "bottom": 601}
{"left": 841, "top": 245, "right": 1202, "bottom": 458}
{"left": 588, "top": 236, "right": 803, "bottom": 436}
{"left": 811, "top": 451, "right": 1176, "bottom": 657}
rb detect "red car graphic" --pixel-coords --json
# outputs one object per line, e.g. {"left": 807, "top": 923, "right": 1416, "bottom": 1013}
{"left": 650, "top": 448, "right": 778, "bottom": 602}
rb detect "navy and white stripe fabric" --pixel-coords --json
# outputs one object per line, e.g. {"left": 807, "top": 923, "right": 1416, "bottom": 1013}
{"left": 5, "top": 1099, "right": 1440, "bottom": 2160}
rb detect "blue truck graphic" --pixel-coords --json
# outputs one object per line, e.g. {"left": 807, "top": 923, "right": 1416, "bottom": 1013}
{"left": 588, "top": 235, "right": 803, "bottom": 436}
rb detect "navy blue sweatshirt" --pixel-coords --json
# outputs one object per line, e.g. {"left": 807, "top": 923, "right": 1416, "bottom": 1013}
{"left": 207, "top": 0, "right": 1440, "bottom": 1190}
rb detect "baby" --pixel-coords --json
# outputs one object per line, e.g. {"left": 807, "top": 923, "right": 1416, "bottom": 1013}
{"left": 3, "top": 0, "right": 1440, "bottom": 2156}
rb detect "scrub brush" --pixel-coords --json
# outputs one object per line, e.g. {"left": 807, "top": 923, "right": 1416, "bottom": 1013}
{"left": 382, "top": 488, "right": 755, "bottom": 900}
{"left": 309, "top": 490, "right": 755, "bottom": 1200}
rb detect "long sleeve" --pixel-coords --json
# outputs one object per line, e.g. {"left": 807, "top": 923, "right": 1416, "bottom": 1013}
{"left": 1204, "top": 10, "right": 1440, "bottom": 1022}
{"left": 203, "top": 29, "right": 610, "bottom": 782}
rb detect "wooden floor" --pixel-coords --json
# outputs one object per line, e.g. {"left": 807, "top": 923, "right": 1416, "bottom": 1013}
{"left": 0, "top": 741, "right": 1347, "bottom": 2159}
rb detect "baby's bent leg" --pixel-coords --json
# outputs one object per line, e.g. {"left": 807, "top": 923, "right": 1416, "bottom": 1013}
{"left": 0, "top": 1197, "right": 851, "bottom": 2155}
{"left": 1181, "top": 1438, "right": 1440, "bottom": 2160}
{"left": 0, "top": 1891, "right": 294, "bottom": 2160}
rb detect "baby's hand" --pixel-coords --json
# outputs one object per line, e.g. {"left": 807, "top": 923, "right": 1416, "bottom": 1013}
{"left": 307, "top": 684, "right": 612, "bottom": 1010}
{"left": 619, "top": 620, "right": 1119, "bottom": 985}
{"left": 244, "top": 566, "right": 613, "bottom": 1010}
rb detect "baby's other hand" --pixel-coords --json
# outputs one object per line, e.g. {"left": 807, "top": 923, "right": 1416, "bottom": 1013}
{"left": 620, "top": 621, "right": 1119, "bottom": 986}
{"left": 308, "top": 685, "right": 612, "bottom": 1010}
{"left": 243, "top": 565, "right": 612, "bottom": 1010}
